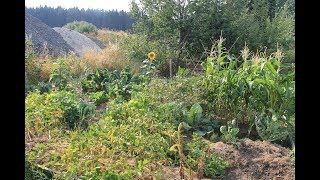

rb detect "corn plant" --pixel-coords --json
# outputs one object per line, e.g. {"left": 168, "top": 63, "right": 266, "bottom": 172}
{"left": 202, "top": 37, "right": 295, "bottom": 144}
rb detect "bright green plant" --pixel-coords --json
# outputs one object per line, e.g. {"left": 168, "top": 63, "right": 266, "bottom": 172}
{"left": 88, "top": 91, "right": 109, "bottom": 106}
{"left": 49, "top": 58, "right": 71, "bottom": 90}
{"left": 176, "top": 66, "right": 191, "bottom": 77}
{"left": 204, "top": 153, "right": 230, "bottom": 178}
{"left": 220, "top": 119, "right": 239, "bottom": 143}
{"left": 185, "top": 133, "right": 208, "bottom": 171}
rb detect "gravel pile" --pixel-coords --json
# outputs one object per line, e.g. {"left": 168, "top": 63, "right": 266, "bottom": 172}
{"left": 53, "top": 27, "right": 102, "bottom": 56}
{"left": 25, "top": 13, "right": 74, "bottom": 57}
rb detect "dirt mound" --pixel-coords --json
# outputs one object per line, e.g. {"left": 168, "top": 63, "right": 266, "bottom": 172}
{"left": 25, "top": 13, "right": 74, "bottom": 57}
{"left": 209, "top": 139, "right": 294, "bottom": 180}
{"left": 160, "top": 139, "right": 294, "bottom": 179}
{"left": 53, "top": 27, "right": 102, "bottom": 56}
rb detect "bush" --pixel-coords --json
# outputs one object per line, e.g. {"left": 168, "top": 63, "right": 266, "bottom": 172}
{"left": 64, "top": 21, "right": 97, "bottom": 34}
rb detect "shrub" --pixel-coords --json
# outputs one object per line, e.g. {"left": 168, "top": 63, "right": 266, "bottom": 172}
{"left": 64, "top": 21, "right": 97, "bottom": 34}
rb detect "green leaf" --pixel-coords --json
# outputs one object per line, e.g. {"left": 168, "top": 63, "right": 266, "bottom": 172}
{"left": 195, "top": 131, "right": 206, "bottom": 136}
{"left": 188, "top": 103, "right": 203, "bottom": 122}
{"left": 266, "top": 61, "right": 277, "bottom": 75}
{"left": 170, "top": 144, "right": 178, "bottom": 151}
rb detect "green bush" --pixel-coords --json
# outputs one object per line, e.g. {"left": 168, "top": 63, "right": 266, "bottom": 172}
{"left": 64, "top": 21, "right": 98, "bottom": 34}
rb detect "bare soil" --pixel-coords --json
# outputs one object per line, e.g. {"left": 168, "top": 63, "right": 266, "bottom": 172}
{"left": 160, "top": 139, "right": 294, "bottom": 180}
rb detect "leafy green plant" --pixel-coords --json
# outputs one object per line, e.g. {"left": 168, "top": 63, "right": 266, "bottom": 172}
{"left": 220, "top": 119, "right": 239, "bottom": 143}
{"left": 185, "top": 133, "right": 208, "bottom": 171}
{"left": 81, "top": 67, "right": 143, "bottom": 100}
{"left": 49, "top": 58, "right": 71, "bottom": 90}
{"left": 204, "top": 153, "right": 230, "bottom": 178}
{"left": 176, "top": 66, "right": 191, "bottom": 77}
{"left": 88, "top": 91, "right": 109, "bottom": 106}
{"left": 202, "top": 38, "right": 294, "bottom": 143}
{"left": 140, "top": 58, "right": 156, "bottom": 84}
{"left": 182, "top": 103, "right": 219, "bottom": 137}
{"left": 26, "top": 90, "right": 95, "bottom": 135}
{"left": 25, "top": 160, "right": 53, "bottom": 180}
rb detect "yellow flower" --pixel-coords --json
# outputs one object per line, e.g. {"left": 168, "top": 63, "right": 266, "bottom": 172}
{"left": 148, "top": 52, "right": 156, "bottom": 60}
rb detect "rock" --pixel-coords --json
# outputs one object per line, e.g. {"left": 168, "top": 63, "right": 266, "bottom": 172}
{"left": 53, "top": 27, "right": 102, "bottom": 56}
{"left": 25, "top": 13, "right": 74, "bottom": 57}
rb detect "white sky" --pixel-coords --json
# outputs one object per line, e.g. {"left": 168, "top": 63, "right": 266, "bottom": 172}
{"left": 25, "top": 0, "right": 132, "bottom": 11}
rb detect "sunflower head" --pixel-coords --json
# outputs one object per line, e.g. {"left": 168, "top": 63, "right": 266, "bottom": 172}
{"left": 148, "top": 52, "right": 156, "bottom": 60}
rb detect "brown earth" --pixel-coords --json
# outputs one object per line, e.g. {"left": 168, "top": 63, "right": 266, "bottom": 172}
{"left": 160, "top": 139, "right": 294, "bottom": 180}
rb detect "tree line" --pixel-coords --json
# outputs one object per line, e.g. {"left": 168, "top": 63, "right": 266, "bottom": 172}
{"left": 130, "top": 0, "right": 295, "bottom": 62}
{"left": 25, "top": 6, "right": 135, "bottom": 31}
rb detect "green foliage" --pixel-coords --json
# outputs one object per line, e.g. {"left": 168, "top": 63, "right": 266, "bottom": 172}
{"left": 140, "top": 58, "right": 156, "bottom": 84}
{"left": 184, "top": 133, "right": 230, "bottom": 178}
{"left": 121, "top": 34, "right": 176, "bottom": 77}
{"left": 130, "top": 0, "right": 295, "bottom": 63}
{"left": 81, "top": 67, "right": 143, "bottom": 101}
{"left": 64, "top": 20, "right": 98, "bottom": 34}
{"left": 26, "top": 90, "right": 95, "bottom": 133}
{"left": 25, "top": 81, "right": 52, "bottom": 95}
{"left": 25, "top": 35, "right": 42, "bottom": 85}
{"left": 135, "top": 76, "right": 206, "bottom": 109}
{"left": 88, "top": 91, "right": 109, "bottom": 106}
{"left": 50, "top": 97, "right": 175, "bottom": 178}
{"left": 204, "top": 153, "right": 230, "bottom": 178}
{"left": 202, "top": 38, "right": 295, "bottom": 142}
{"left": 25, "top": 160, "right": 53, "bottom": 180}
{"left": 220, "top": 119, "right": 239, "bottom": 143}
{"left": 185, "top": 133, "right": 208, "bottom": 170}
{"left": 182, "top": 103, "right": 219, "bottom": 137}
{"left": 176, "top": 66, "right": 190, "bottom": 77}
{"left": 49, "top": 58, "right": 71, "bottom": 90}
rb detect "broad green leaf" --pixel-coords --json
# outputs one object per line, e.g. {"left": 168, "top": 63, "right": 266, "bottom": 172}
{"left": 195, "top": 131, "right": 206, "bottom": 136}
{"left": 266, "top": 61, "right": 277, "bottom": 75}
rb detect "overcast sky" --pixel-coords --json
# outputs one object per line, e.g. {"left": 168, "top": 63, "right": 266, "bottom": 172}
{"left": 25, "top": 0, "right": 132, "bottom": 11}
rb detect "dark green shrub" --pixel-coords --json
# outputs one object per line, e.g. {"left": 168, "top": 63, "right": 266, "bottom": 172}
{"left": 64, "top": 21, "right": 97, "bottom": 34}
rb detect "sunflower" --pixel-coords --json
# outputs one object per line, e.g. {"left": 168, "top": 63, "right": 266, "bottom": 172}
{"left": 148, "top": 52, "right": 156, "bottom": 60}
